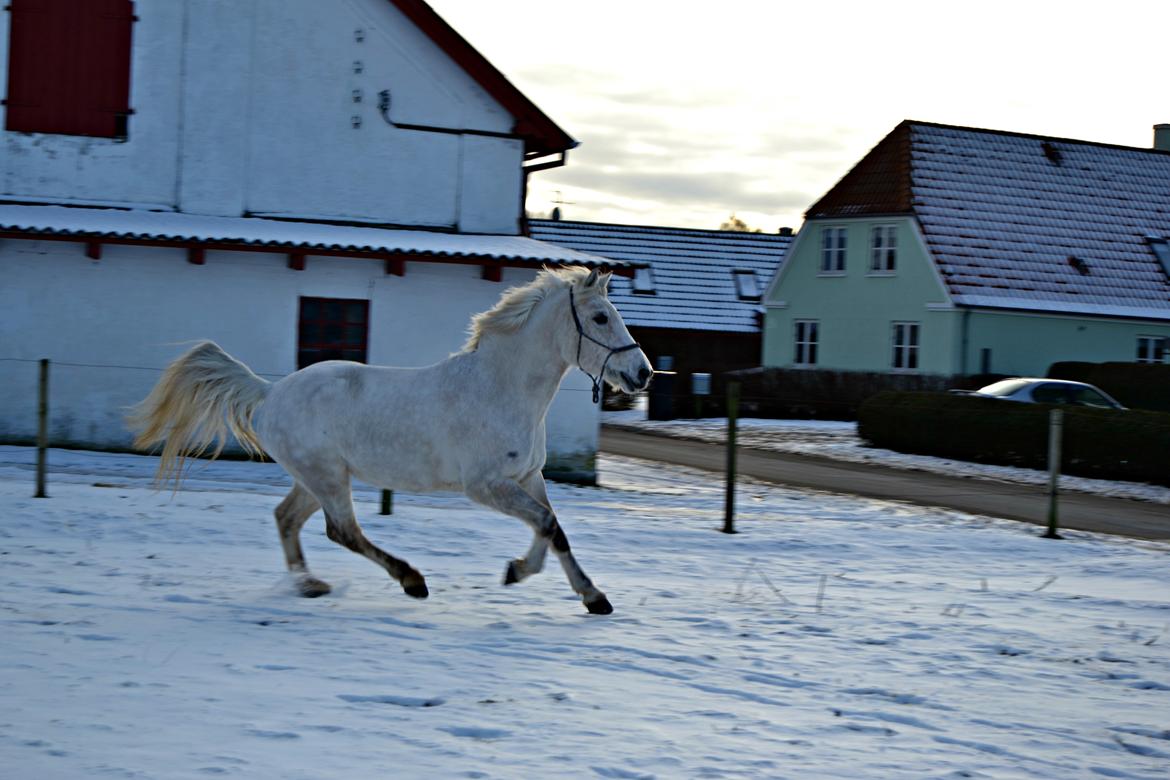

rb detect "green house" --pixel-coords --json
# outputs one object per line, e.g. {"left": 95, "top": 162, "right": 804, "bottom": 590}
{"left": 763, "top": 121, "right": 1170, "bottom": 377}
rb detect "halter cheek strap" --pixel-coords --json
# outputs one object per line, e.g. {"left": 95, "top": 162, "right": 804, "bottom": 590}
{"left": 570, "top": 287, "right": 641, "bottom": 404}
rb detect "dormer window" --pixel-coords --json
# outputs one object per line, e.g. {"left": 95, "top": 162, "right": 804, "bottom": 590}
{"left": 1149, "top": 237, "right": 1170, "bottom": 276}
{"left": 631, "top": 266, "right": 656, "bottom": 295}
{"left": 732, "top": 269, "right": 761, "bottom": 301}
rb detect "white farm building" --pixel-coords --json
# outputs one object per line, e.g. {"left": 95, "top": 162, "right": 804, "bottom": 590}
{"left": 0, "top": 0, "right": 632, "bottom": 483}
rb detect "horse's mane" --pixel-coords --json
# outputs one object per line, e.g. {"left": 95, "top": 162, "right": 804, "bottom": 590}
{"left": 461, "top": 266, "right": 608, "bottom": 352}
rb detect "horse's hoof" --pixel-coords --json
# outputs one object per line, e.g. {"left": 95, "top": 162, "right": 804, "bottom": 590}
{"left": 297, "top": 577, "right": 332, "bottom": 598}
{"left": 503, "top": 561, "right": 521, "bottom": 586}
{"left": 584, "top": 595, "right": 613, "bottom": 615}
{"left": 403, "top": 582, "right": 429, "bottom": 599}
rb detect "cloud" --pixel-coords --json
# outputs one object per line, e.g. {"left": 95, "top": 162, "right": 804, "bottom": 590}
{"left": 514, "top": 68, "right": 865, "bottom": 229}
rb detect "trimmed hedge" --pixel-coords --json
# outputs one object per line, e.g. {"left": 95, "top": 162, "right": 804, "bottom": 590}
{"left": 858, "top": 391, "right": 1170, "bottom": 488}
{"left": 720, "top": 368, "right": 1008, "bottom": 421}
{"left": 1047, "top": 361, "right": 1170, "bottom": 413}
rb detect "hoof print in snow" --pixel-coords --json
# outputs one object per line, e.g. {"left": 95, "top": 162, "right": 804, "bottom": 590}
{"left": 338, "top": 694, "right": 444, "bottom": 707}
{"left": 441, "top": 726, "right": 512, "bottom": 740}
{"left": 297, "top": 578, "right": 332, "bottom": 598}
{"left": 585, "top": 595, "right": 613, "bottom": 615}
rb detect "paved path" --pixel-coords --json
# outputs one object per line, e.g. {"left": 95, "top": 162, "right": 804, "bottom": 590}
{"left": 600, "top": 428, "right": 1170, "bottom": 541}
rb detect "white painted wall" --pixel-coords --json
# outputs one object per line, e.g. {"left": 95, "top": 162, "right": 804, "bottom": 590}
{"left": 0, "top": 0, "right": 525, "bottom": 232}
{"left": 0, "top": 242, "right": 599, "bottom": 475}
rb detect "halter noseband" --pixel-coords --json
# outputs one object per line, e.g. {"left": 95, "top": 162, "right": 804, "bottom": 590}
{"left": 569, "top": 286, "right": 641, "bottom": 404}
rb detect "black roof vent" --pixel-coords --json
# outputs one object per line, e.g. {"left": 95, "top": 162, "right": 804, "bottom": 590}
{"left": 1042, "top": 141, "right": 1063, "bottom": 166}
{"left": 1067, "top": 255, "right": 1089, "bottom": 275}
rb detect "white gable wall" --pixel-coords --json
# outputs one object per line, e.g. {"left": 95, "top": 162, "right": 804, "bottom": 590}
{"left": 0, "top": 0, "right": 524, "bottom": 233}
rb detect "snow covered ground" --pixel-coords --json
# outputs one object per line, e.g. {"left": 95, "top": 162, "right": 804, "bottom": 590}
{"left": 1, "top": 445, "right": 1169, "bottom": 779}
{"left": 603, "top": 410, "right": 1170, "bottom": 505}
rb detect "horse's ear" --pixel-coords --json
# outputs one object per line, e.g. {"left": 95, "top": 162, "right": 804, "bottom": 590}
{"left": 584, "top": 268, "right": 600, "bottom": 288}
{"left": 598, "top": 271, "right": 612, "bottom": 295}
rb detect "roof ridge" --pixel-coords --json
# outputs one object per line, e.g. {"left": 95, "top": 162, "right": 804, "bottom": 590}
{"left": 529, "top": 218, "right": 791, "bottom": 240}
{"left": 903, "top": 119, "right": 1170, "bottom": 157}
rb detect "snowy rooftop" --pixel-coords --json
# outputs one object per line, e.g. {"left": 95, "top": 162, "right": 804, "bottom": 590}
{"left": 529, "top": 219, "right": 792, "bottom": 333}
{"left": 809, "top": 121, "right": 1170, "bottom": 321}
{"left": 0, "top": 204, "right": 629, "bottom": 270}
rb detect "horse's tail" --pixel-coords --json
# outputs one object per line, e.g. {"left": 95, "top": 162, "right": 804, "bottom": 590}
{"left": 128, "top": 341, "right": 271, "bottom": 488}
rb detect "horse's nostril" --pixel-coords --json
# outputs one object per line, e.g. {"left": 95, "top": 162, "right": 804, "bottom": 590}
{"left": 637, "top": 366, "right": 651, "bottom": 384}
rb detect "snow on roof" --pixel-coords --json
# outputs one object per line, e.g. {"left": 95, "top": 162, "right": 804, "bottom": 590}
{"left": 528, "top": 219, "right": 792, "bottom": 333}
{"left": 811, "top": 121, "right": 1170, "bottom": 321}
{"left": 0, "top": 204, "right": 626, "bottom": 269}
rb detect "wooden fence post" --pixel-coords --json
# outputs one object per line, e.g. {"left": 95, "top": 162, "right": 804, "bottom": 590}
{"left": 35, "top": 358, "right": 49, "bottom": 498}
{"left": 722, "top": 380, "right": 740, "bottom": 534}
{"left": 1043, "top": 408, "right": 1063, "bottom": 539}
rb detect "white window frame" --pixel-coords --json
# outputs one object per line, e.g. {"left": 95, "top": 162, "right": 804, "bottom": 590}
{"left": 794, "top": 319, "right": 819, "bottom": 366}
{"left": 891, "top": 321, "right": 920, "bottom": 371}
{"left": 1137, "top": 335, "right": 1167, "bottom": 364}
{"left": 870, "top": 225, "right": 897, "bottom": 273}
{"left": 820, "top": 227, "right": 847, "bottom": 274}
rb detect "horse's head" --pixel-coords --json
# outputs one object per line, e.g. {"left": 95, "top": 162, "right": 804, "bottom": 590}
{"left": 564, "top": 268, "right": 653, "bottom": 401}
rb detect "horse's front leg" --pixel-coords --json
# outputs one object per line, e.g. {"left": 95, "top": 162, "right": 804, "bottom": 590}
{"left": 502, "top": 472, "right": 553, "bottom": 586}
{"left": 465, "top": 476, "right": 612, "bottom": 615}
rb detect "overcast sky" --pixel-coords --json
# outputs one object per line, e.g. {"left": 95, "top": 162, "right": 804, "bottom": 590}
{"left": 427, "top": 0, "right": 1168, "bottom": 233}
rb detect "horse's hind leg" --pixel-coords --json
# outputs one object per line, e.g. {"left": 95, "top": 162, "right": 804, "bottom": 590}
{"left": 305, "top": 474, "right": 428, "bottom": 599}
{"left": 274, "top": 483, "right": 330, "bottom": 598}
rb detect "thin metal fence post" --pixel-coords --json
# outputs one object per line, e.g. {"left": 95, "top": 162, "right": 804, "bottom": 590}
{"left": 35, "top": 358, "right": 49, "bottom": 498}
{"left": 722, "top": 380, "right": 740, "bottom": 534}
{"left": 1043, "top": 408, "right": 1063, "bottom": 539}
{"left": 380, "top": 489, "right": 393, "bottom": 515}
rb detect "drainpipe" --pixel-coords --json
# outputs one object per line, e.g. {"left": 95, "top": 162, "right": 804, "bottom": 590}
{"left": 520, "top": 150, "right": 570, "bottom": 236}
{"left": 959, "top": 307, "right": 970, "bottom": 375}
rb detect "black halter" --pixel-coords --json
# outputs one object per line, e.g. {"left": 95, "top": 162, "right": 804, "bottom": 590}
{"left": 570, "top": 287, "right": 641, "bottom": 404}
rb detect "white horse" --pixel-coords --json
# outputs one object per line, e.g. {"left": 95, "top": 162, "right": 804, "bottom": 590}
{"left": 130, "top": 267, "right": 652, "bottom": 615}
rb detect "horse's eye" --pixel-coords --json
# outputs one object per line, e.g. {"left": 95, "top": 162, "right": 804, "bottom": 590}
{"left": 593, "top": 313, "right": 609, "bottom": 325}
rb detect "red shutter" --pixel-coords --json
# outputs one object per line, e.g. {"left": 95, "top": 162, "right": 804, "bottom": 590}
{"left": 5, "top": 0, "right": 134, "bottom": 137}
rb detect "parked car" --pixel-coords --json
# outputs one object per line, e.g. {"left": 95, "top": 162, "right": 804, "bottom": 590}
{"left": 950, "top": 378, "right": 1126, "bottom": 410}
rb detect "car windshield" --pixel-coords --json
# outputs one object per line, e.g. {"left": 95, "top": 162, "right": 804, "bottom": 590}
{"left": 976, "top": 379, "right": 1033, "bottom": 397}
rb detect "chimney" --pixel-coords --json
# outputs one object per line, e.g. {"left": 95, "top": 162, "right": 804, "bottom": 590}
{"left": 1154, "top": 124, "right": 1170, "bottom": 152}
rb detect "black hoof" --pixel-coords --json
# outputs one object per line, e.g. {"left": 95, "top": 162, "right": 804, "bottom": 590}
{"left": 584, "top": 595, "right": 613, "bottom": 615}
{"left": 297, "top": 577, "right": 332, "bottom": 598}
{"left": 503, "top": 561, "right": 521, "bottom": 586}
{"left": 403, "top": 582, "right": 429, "bottom": 599}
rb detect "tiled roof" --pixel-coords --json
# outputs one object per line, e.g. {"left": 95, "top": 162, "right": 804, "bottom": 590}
{"left": 805, "top": 122, "right": 913, "bottom": 219}
{"left": 529, "top": 219, "right": 792, "bottom": 333}
{"left": 0, "top": 204, "right": 629, "bottom": 270}
{"left": 811, "top": 121, "right": 1170, "bottom": 321}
